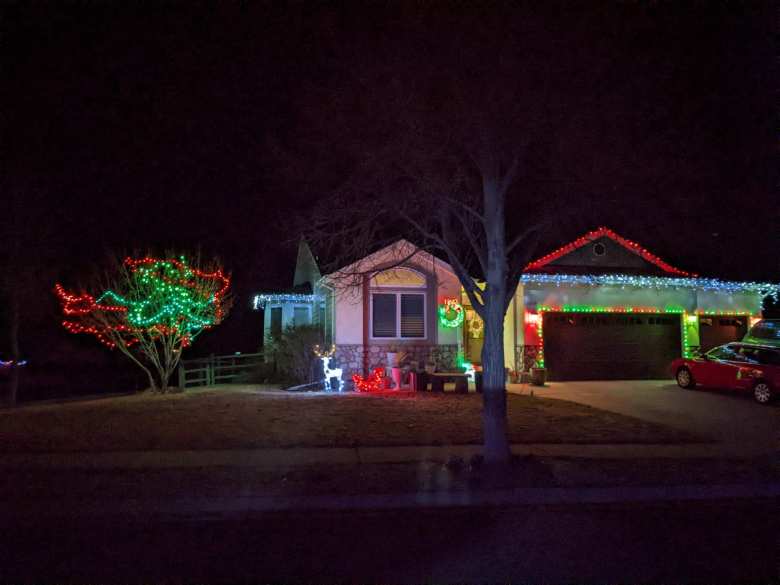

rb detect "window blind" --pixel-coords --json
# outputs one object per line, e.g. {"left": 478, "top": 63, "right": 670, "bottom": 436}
{"left": 400, "top": 294, "right": 425, "bottom": 338}
{"left": 372, "top": 294, "right": 397, "bottom": 337}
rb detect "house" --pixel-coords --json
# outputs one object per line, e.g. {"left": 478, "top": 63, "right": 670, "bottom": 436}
{"left": 255, "top": 228, "right": 778, "bottom": 382}
{"left": 255, "top": 239, "right": 463, "bottom": 375}
{"left": 514, "top": 227, "right": 775, "bottom": 380}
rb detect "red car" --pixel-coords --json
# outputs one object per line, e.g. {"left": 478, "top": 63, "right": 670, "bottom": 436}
{"left": 671, "top": 343, "right": 780, "bottom": 404}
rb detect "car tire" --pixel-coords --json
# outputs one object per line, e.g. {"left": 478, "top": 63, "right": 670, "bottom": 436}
{"left": 752, "top": 381, "right": 773, "bottom": 405}
{"left": 676, "top": 367, "right": 695, "bottom": 389}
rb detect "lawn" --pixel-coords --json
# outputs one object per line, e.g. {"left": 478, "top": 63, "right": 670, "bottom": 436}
{"left": 0, "top": 386, "right": 702, "bottom": 452}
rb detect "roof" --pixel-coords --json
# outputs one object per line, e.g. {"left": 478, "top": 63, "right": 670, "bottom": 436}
{"left": 524, "top": 226, "right": 695, "bottom": 277}
{"left": 325, "top": 238, "right": 458, "bottom": 279}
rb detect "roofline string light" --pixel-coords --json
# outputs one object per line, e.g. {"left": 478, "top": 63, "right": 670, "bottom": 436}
{"left": 524, "top": 227, "right": 694, "bottom": 276}
{"left": 521, "top": 274, "right": 780, "bottom": 299}
{"left": 252, "top": 293, "right": 321, "bottom": 310}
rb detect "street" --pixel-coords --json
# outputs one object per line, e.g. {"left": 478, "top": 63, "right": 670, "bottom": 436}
{"left": 2, "top": 497, "right": 777, "bottom": 584}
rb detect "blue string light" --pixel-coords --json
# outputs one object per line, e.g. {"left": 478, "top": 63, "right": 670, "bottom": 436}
{"left": 520, "top": 274, "right": 779, "bottom": 299}
{"left": 252, "top": 293, "right": 321, "bottom": 310}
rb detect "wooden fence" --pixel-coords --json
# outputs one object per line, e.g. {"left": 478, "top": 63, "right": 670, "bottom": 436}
{"left": 178, "top": 352, "right": 264, "bottom": 388}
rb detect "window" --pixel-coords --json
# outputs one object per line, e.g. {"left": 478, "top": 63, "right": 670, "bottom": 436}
{"left": 270, "top": 307, "right": 282, "bottom": 339}
{"left": 706, "top": 344, "right": 747, "bottom": 362}
{"left": 756, "top": 349, "right": 780, "bottom": 366}
{"left": 751, "top": 321, "right": 780, "bottom": 340}
{"left": 372, "top": 294, "right": 397, "bottom": 337}
{"left": 293, "top": 306, "right": 310, "bottom": 326}
{"left": 371, "top": 292, "right": 426, "bottom": 339}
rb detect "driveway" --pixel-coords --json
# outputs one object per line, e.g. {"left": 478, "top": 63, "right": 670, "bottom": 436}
{"left": 509, "top": 380, "right": 780, "bottom": 456}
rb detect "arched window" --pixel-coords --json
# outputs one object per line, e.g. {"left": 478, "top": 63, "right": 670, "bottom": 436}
{"left": 370, "top": 267, "right": 427, "bottom": 339}
{"left": 370, "top": 267, "right": 426, "bottom": 288}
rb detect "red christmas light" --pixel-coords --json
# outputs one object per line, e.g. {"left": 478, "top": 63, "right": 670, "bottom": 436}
{"left": 352, "top": 368, "right": 386, "bottom": 392}
{"left": 54, "top": 284, "right": 128, "bottom": 316}
{"left": 523, "top": 227, "right": 694, "bottom": 277}
{"left": 55, "top": 256, "right": 230, "bottom": 350}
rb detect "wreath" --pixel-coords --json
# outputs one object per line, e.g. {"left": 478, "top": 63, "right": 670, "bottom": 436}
{"left": 468, "top": 315, "right": 484, "bottom": 338}
{"left": 438, "top": 299, "right": 464, "bottom": 328}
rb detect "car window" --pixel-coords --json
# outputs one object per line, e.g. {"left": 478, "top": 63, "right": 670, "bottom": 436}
{"left": 755, "top": 349, "right": 780, "bottom": 366}
{"left": 737, "top": 346, "right": 761, "bottom": 364}
{"left": 707, "top": 345, "right": 747, "bottom": 361}
{"left": 750, "top": 321, "right": 780, "bottom": 340}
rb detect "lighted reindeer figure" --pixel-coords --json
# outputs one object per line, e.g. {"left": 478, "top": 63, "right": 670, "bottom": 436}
{"left": 314, "top": 344, "right": 343, "bottom": 392}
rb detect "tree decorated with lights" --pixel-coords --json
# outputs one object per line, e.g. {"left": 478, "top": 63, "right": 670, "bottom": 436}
{"left": 55, "top": 254, "right": 232, "bottom": 393}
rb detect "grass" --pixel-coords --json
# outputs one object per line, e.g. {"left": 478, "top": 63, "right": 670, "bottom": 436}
{"left": 0, "top": 385, "right": 702, "bottom": 453}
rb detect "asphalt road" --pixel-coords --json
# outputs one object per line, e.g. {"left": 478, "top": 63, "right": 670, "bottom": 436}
{"left": 2, "top": 498, "right": 777, "bottom": 584}
{"left": 511, "top": 379, "right": 780, "bottom": 455}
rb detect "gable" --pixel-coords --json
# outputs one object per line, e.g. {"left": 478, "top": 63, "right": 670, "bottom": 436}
{"left": 293, "top": 239, "right": 322, "bottom": 288}
{"left": 326, "top": 239, "right": 457, "bottom": 279}
{"left": 524, "top": 227, "right": 693, "bottom": 276}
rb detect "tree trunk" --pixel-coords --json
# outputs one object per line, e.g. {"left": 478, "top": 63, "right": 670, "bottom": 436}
{"left": 7, "top": 290, "right": 21, "bottom": 407}
{"left": 481, "top": 297, "right": 511, "bottom": 464}
{"left": 479, "top": 177, "right": 511, "bottom": 464}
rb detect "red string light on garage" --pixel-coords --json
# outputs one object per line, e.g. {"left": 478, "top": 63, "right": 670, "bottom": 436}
{"left": 523, "top": 227, "right": 695, "bottom": 277}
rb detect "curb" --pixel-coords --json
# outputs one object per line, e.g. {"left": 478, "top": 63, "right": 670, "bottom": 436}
{"left": 2, "top": 483, "right": 778, "bottom": 519}
{"left": 0, "top": 443, "right": 757, "bottom": 470}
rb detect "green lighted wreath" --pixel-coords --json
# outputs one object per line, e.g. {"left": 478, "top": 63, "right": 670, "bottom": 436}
{"left": 438, "top": 298, "right": 464, "bottom": 328}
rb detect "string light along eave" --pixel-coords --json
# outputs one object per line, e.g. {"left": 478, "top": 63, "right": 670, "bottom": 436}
{"left": 520, "top": 274, "right": 780, "bottom": 299}
{"left": 253, "top": 293, "right": 321, "bottom": 310}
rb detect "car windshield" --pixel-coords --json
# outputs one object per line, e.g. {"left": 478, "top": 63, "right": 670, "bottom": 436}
{"left": 750, "top": 321, "right": 780, "bottom": 340}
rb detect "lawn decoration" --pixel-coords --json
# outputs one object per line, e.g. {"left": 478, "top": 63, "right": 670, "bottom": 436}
{"left": 314, "top": 344, "right": 343, "bottom": 392}
{"left": 352, "top": 367, "right": 385, "bottom": 392}
{"left": 438, "top": 298, "right": 464, "bottom": 328}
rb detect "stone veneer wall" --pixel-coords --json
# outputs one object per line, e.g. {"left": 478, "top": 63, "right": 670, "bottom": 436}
{"left": 334, "top": 344, "right": 459, "bottom": 375}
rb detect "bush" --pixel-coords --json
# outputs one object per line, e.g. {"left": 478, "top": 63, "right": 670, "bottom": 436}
{"left": 235, "top": 360, "right": 277, "bottom": 384}
{"left": 264, "top": 324, "right": 325, "bottom": 386}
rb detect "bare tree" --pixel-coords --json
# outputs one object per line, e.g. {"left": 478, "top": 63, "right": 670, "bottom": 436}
{"left": 283, "top": 21, "right": 589, "bottom": 463}
{"left": 55, "top": 253, "right": 233, "bottom": 393}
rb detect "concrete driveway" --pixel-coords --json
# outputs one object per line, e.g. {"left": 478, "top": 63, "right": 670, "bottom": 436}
{"left": 509, "top": 380, "right": 780, "bottom": 456}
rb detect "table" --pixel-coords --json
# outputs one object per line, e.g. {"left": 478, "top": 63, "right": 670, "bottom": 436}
{"left": 428, "top": 372, "right": 469, "bottom": 393}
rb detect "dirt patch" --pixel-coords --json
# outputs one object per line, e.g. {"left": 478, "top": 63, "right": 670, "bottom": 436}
{"left": 0, "top": 386, "right": 703, "bottom": 453}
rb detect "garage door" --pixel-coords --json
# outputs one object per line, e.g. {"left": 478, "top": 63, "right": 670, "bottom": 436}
{"left": 542, "top": 312, "right": 682, "bottom": 380}
{"left": 698, "top": 316, "right": 747, "bottom": 353}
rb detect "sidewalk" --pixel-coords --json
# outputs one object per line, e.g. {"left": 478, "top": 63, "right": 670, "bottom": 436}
{"left": 0, "top": 442, "right": 768, "bottom": 470}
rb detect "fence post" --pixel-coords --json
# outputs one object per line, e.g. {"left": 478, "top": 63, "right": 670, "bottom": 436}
{"left": 208, "top": 354, "right": 215, "bottom": 386}
{"left": 178, "top": 364, "right": 185, "bottom": 389}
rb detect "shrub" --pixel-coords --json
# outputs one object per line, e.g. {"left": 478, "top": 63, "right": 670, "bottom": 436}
{"left": 264, "top": 324, "right": 324, "bottom": 386}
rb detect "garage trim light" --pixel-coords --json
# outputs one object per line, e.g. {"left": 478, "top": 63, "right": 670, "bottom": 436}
{"left": 529, "top": 306, "right": 761, "bottom": 365}
{"left": 520, "top": 274, "right": 780, "bottom": 299}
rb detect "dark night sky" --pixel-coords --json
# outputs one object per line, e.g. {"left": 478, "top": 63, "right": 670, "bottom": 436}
{"left": 4, "top": 2, "right": 778, "bottom": 354}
